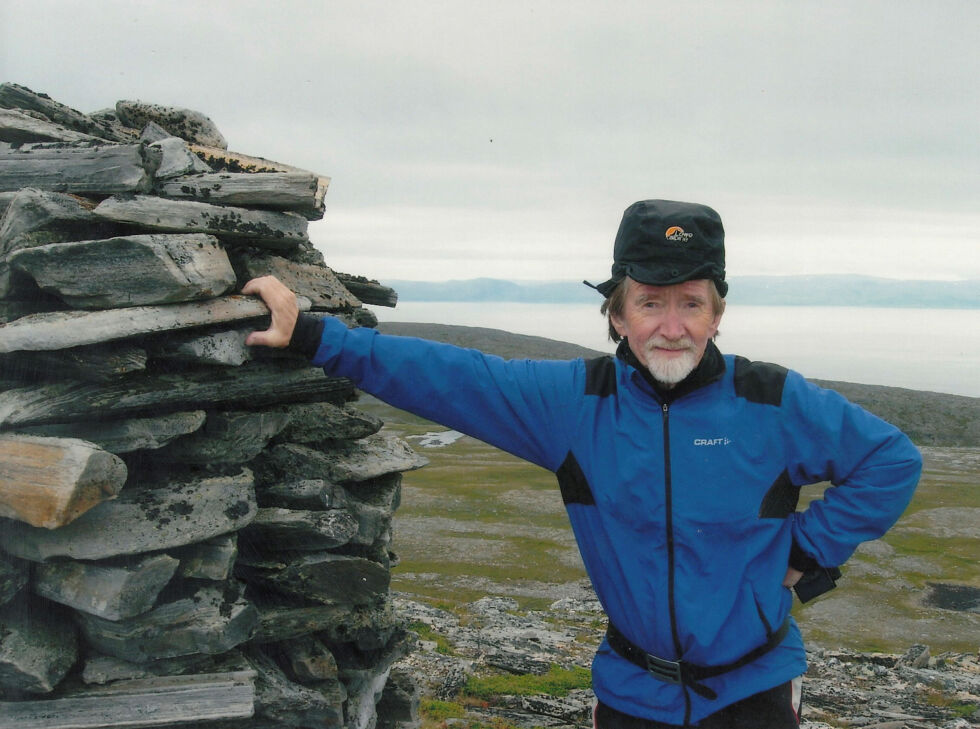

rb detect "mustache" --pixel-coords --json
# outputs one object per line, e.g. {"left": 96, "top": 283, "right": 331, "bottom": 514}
{"left": 643, "top": 336, "right": 694, "bottom": 352}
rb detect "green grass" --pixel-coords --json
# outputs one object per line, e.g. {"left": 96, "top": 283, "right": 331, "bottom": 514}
{"left": 408, "top": 621, "right": 455, "bottom": 655}
{"left": 380, "top": 395, "right": 979, "bottom": 654}
{"left": 463, "top": 664, "right": 592, "bottom": 700}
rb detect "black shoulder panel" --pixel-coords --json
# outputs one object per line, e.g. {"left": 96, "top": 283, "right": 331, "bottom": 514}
{"left": 585, "top": 356, "right": 618, "bottom": 397}
{"left": 733, "top": 356, "right": 788, "bottom": 406}
{"left": 556, "top": 451, "right": 596, "bottom": 506}
{"left": 758, "top": 469, "right": 801, "bottom": 519}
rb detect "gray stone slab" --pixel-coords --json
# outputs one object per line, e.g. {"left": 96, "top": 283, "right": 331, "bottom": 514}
{"left": 250, "top": 594, "right": 397, "bottom": 645}
{"left": 245, "top": 647, "right": 344, "bottom": 729}
{"left": 0, "top": 552, "right": 27, "bottom": 606}
{"left": 149, "top": 136, "right": 213, "bottom": 178}
{"left": 0, "top": 107, "right": 101, "bottom": 145}
{"left": 254, "top": 478, "right": 347, "bottom": 510}
{"left": 160, "top": 409, "right": 291, "bottom": 464}
{"left": 0, "top": 293, "right": 312, "bottom": 353}
{"left": 0, "top": 342, "right": 147, "bottom": 383}
{"left": 0, "top": 433, "right": 127, "bottom": 529}
{"left": 94, "top": 195, "right": 308, "bottom": 250}
{"left": 0, "top": 470, "right": 256, "bottom": 561}
{"left": 254, "top": 435, "right": 427, "bottom": 486}
{"left": 0, "top": 188, "right": 107, "bottom": 258}
{"left": 0, "top": 593, "right": 77, "bottom": 694}
{"left": 0, "top": 143, "right": 154, "bottom": 195}
{"left": 9, "top": 233, "right": 237, "bottom": 309}
{"left": 0, "top": 83, "right": 127, "bottom": 141}
{"left": 276, "top": 402, "right": 383, "bottom": 443}
{"left": 116, "top": 100, "right": 228, "bottom": 149}
{"left": 236, "top": 552, "right": 389, "bottom": 607}
{"left": 231, "top": 250, "right": 359, "bottom": 310}
{"left": 76, "top": 581, "right": 258, "bottom": 663}
{"left": 33, "top": 553, "right": 180, "bottom": 620}
{"left": 169, "top": 534, "right": 238, "bottom": 581}
{"left": 239, "top": 507, "right": 359, "bottom": 552}
{"left": 335, "top": 272, "right": 399, "bottom": 308}
{"left": 14, "top": 411, "right": 205, "bottom": 454}
{"left": 0, "top": 361, "right": 348, "bottom": 427}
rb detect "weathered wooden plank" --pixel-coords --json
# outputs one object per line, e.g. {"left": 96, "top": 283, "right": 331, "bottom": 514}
{"left": 94, "top": 195, "right": 308, "bottom": 250}
{"left": 77, "top": 581, "right": 258, "bottom": 663}
{"left": 0, "top": 143, "right": 154, "bottom": 195}
{"left": 235, "top": 552, "right": 389, "bottom": 606}
{"left": 0, "top": 293, "right": 312, "bottom": 353}
{"left": 156, "top": 171, "right": 320, "bottom": 213}
{"left": 0, "top": 107, "right": 101, "bottom": 144}
{"left": 188, "top": 144, "right": 329, "bottom": 221}
{"left": 10, "top": 233, "right": 237, "bottom": 309}
{"left": 335, "top": 272, "right": 399, "bottom": 308}
{"left": 14, "top": 411, "right": 205, "bottom": 454}
{"left": 0, "top": 342, "right": 148, "bottom": 384}
{"left": 169, "top": 534, "right": 237, "bottom": 581}
{"left": 160, "top": 409, "right": 291, "bottom": 464}
{"left": 116, "top": 100, "right": 228, "bottom": 149}
{"left": 0, "top": 470, "right": 256, "bottom": 561}
{"left": 276, "top": 402, "right": 383, "bottom": 443}
{"left": 33, "top": 553, "right": 180, "bottom": 620}
{"left": 0, "top": 434, "right": 127, "bottom": 529}
{"left": 0, "top": 671, "right": 256, "bottom": 728}
{"left": 0, "top": 83, "right": 127, "bottom": 141}
{"left": 0, "top": 593, "right": 77, "bottom": 695}
{"left": 231, "top": 250, "right": 360, "bottom": 310}
{"left": 239, "top": 507, "right": 358, "bottom": 552}
{"left": 0, "top": 362, "right": 350, "bottom": 428}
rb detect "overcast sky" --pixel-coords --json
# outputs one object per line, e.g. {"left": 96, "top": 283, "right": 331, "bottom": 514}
{"left": 3, "top": 0, "right": 977, "bottom": 285}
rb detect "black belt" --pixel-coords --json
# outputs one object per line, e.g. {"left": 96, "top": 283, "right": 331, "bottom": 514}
{"left": 605, "top": 615, "right": 791, "bottom": 700}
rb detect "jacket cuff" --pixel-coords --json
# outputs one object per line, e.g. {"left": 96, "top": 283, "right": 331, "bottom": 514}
{"left": 789, "top": 537, "right": 820, "bottom": 572}
{"left": 288, "top": 313, "right": 325, "bottom": 360}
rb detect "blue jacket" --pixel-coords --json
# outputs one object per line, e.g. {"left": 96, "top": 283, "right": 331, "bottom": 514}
{"left": 306, "top": 316, "right": 921, "bottom": 725}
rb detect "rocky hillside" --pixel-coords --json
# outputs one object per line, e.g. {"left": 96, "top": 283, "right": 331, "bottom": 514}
{"left": 377, "top": 322, "right": 980, "bottom": 447}
{"left": 395, "top": 591, "right": 979, "bottom": 729}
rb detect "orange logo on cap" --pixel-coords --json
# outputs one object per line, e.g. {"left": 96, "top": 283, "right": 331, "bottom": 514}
{"left": 665, "top": 226, "right": 693, "bottom": 242}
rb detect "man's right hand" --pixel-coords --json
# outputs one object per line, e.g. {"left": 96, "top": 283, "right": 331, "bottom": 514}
{"left": 242, "top": 276, "right": 299, "bottom": 348}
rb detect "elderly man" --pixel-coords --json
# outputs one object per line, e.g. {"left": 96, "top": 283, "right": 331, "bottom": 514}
{"left": 244, "top": 200, "right": 921, "bottom": 728}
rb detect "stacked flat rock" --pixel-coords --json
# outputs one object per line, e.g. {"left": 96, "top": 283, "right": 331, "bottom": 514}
{"left": 0, "top": 83, "right": 420, "bottom": 729}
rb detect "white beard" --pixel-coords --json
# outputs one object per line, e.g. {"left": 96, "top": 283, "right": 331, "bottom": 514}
{"left": 641, "top": 336, "right": 700, "bottom": 386}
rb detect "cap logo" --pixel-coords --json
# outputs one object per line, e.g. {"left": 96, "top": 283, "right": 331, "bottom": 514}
{"left": 665, "top": 226, "right": 693, "bottom": 242}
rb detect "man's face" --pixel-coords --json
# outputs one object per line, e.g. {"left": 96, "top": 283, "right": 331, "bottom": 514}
{"left": 610, "top": 278, "right": 724, "bottom": 386}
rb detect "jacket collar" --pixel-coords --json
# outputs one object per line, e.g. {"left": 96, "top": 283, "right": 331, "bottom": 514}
{"left": 616, "top": 338, "right": 726, "bottom": 402}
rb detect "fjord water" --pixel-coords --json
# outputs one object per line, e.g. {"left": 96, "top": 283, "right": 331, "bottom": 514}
{"left": 372, "top": 302, "right": 980, "bottom": 398}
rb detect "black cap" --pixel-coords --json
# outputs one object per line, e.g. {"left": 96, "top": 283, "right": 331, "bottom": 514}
{"left": 587, "top": 199, "right": 727, "bottom": 298}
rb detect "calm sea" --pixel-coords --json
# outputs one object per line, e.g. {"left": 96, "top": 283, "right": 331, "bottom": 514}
{"left": 369, "top": 302, "right": 980, "bottom": 398}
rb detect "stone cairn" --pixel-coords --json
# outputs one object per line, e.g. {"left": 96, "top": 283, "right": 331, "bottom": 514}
{"left": 0, "top": 83, "right": 425, "bottom": 729}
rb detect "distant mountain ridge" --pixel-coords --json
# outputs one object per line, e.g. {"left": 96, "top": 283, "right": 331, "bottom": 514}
{"left": 383, "top": 275, "right": 979, "bottom": 308}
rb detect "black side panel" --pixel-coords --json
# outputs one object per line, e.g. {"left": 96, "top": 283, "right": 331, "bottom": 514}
{"left": 758, "top": 469, "right": 801, "bottom": 519}
{"left": 585, "top": 356, "right": 618, "bottom": 397}
{"left": 733, "top": 356, "right": 788, "bottom": 406}
{"left": 556, "top": 451, "right": 596, "bottom": 506}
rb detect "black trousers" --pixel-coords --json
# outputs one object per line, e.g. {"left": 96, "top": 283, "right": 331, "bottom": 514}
{"left": 594, "top": 680, "right": 800, "bottom": 729}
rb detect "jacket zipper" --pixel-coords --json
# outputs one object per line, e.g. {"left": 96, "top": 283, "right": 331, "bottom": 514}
{"left": 661, "top": 401, "right": 692, "bottom": 724}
